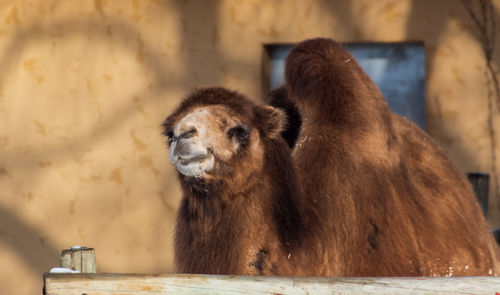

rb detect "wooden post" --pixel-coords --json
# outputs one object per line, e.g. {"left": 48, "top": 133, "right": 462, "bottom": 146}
{"left": 60, "top": 246, "right": 96, "bottom": 274}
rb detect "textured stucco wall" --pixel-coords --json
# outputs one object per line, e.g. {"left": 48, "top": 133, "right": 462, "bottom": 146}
{"left": 0, "top": 0, "right": 499, "bottom": 293}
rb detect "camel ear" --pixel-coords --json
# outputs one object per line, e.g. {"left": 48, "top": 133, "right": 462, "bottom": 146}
{"left": 256, "top": 105, "right": 286, "bottom": 139}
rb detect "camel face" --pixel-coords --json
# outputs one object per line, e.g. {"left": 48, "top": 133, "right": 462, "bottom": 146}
{"left": 166, "top": 105, "right": 252, "bottom": 178}
{"left": 166, "top": 87, "right": 298, "bottom": 275}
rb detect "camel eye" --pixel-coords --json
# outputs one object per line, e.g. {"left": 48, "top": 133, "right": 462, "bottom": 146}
{"left": 164, "top": 130, "right": 174, "bottom": 139}
{"left": 164, "top": 129, "right": 174, "bottom": 145}
{"left": 228, "top": 124, "right": 251, "bottom": 145}
{"left": 181, "top": 128, "right": 197, "bottom": 139}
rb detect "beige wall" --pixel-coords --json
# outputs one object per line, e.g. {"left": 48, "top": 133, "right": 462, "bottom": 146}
{"left": 1, "top": 0, "right": 500, "bottom": 293}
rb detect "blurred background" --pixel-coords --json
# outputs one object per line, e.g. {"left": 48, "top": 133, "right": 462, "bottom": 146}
{"left": 1, "top": 0, "right": 500, "bottom": 293}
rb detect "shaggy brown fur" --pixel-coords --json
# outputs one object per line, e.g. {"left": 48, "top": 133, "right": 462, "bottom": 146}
{"left": 267, "top": 38, "right": 500, "bottom": 276}
{"left": 163, "top": 88, "right": 305, "bottom": 275}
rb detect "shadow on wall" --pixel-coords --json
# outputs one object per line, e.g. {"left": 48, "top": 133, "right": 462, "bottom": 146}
{"left": 0, "top": 206, "right": 59, "bottom": 275}
{"left": 0, "top": 1, "right": 235, "bottom": 278}
{"left": 0, "top": 17, "right": 184, "bottom": 275}
{"left": 0, "top": 18, "right": 180, "bottom": 163}
{"left": 405, "top": 0, "right": 500, "bottom": 212}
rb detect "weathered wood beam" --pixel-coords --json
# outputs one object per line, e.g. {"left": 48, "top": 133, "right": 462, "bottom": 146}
{"left": 43, "top": 274, "right": 500, "bottom": 295}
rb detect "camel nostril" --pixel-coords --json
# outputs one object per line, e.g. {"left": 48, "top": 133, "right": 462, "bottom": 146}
{"left": 174, "top": 141, "right": 191, "bottom": 158}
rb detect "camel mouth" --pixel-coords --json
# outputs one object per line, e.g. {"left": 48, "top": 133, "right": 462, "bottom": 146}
{"left": 175, "top": 151, "right": 215, "bottom": 177}
{"left": 178, "top": 154, "right": 210, "bottom": 165}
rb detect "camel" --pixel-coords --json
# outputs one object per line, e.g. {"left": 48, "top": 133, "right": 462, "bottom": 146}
{"left": 162, "top": 87, "right": 304, "bottom": 275}
{"left": 267, "top": 38, "right": 500, "bottom": 276}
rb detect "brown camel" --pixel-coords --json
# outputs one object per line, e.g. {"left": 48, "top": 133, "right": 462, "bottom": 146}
{"left": 267, "top": 38, "right": 500, "bottom": 276}
{"left": 163, "top": 88, "right": 304, "bottom": 275}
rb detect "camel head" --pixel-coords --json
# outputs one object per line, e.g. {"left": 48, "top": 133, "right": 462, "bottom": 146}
{"left": 162, "top": 87, "right": 286, "bottom": 181}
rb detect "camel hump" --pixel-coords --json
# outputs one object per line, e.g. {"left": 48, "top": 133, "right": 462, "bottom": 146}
{"left": 285, "top": 38, "right": 363, "bottom": 104}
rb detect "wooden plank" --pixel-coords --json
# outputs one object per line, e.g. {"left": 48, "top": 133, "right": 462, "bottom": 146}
{"left": 44, "top": 274, "right": 500, "bottom": 295}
